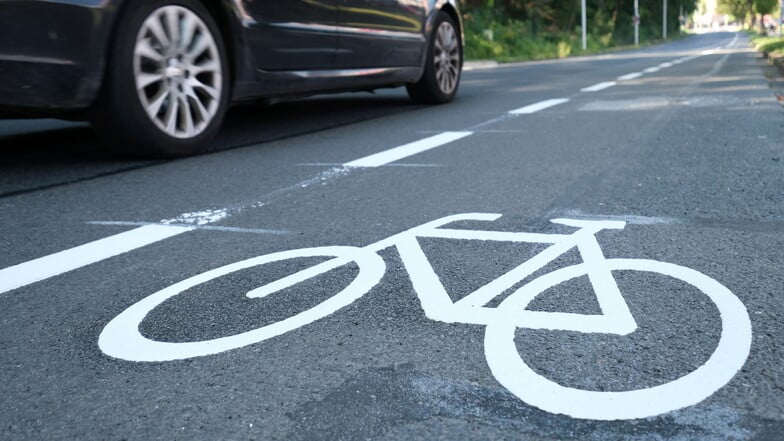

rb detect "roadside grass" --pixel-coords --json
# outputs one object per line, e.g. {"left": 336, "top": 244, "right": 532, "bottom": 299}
{"left": 747, "top": 30, "right": 784, "bottom": 102}
{"left": 749, "top": 31, "right": 784, "bottom": 57}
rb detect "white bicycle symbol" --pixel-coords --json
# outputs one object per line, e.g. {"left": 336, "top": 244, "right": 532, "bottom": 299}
{"left": 100, "top": 213, "right": 751, "bottom": 420}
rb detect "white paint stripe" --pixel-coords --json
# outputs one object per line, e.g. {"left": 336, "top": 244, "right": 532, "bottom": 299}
{"left": 554, "top": 210, "right": 676, "bottom": 225}
{"left": 509, "top": 98, "right": 570, "bottom": 115}
{"left": 343, "top": 131, "right": 473, "bottom": 168}
{"left": 617, "top": 72, "right": 643, "bottom": 81}
{"left": 659, "top": 62, "right": 673, "bottom": 68}
{"left": 581, "top": 82, "right": 616, "bottom": 92}
{"left": 702, "top": 49, "right": 715, "bottom": 55}
{"left": 0, "top": 225, "right": 193, "bottom": 295}
{"left": 88, "top": 221, "right": 290, "bottom": 236}
{"left": 643, "top": 67, "right": 661, "bottom": 73}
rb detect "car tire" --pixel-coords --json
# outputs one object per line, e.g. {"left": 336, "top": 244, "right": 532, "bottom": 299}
{"left": 92, "top": 0, "right": 229, "bottom": 157}
{"left": 406, "top": 11, "right": 462, "bottom": 104}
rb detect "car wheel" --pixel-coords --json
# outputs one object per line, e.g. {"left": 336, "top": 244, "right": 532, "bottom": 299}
{"left": 406, "top": 11, "right": 462, "bottom": 104}
{"left": 92, "top": 0, "right": 229, "bottom": 157}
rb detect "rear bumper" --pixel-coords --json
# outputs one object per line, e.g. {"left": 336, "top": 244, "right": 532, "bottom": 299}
{"left": 0, "top": 0, "right": 121, "bottom": 117}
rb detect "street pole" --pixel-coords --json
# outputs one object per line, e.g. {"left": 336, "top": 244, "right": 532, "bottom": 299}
{"left": 663, "top": 0, "right": 668, "bottom": 39}
{"left": 581, "top": 0, "right": 587, "bottom": 50}
{"left": 634, "top": 0, "right": 640, "bottom": 46}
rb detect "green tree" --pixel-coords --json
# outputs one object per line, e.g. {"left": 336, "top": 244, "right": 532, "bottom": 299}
{"left": 718, "top": 0, "right": 754, "bottom": 25}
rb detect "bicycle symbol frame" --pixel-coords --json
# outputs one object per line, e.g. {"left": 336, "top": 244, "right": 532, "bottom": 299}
{"left": 100, "top": 213, "right": 752, "bottom": 420}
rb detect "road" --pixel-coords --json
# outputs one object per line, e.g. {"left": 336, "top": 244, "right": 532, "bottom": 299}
{"left": 1, "top": 31, "right": 783, "bottom": 440}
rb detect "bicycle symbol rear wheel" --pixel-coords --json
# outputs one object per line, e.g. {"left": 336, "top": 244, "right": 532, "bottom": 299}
{"left": 99, "top": 246, "right": 385, "bottom": 362}
{"left": 483, "top": 258, "right": 752, "bottom": 420}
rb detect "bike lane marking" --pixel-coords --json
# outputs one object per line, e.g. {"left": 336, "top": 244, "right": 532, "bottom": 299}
{"left": 97, "top": 212, "right": 752, "bottom": 422}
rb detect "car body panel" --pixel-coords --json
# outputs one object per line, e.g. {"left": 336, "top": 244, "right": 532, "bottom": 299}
{"left": 240, "top": 0, "right": 339, "bottom": 70}
{"left": 0, "top": 0, "right": 462, "bottom": 116}
{"left": 335, "top": 0, "right": 427, "bottom": 68}
{"left": 0, "top": 0, "right": 122, "bottom": 114}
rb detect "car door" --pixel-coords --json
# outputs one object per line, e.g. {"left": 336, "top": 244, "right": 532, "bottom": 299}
{"left": 242, "top": 0, "right": 338, "bottom": 70}
{"left": 335, "top": 0, "right": 427, "bottom": 68}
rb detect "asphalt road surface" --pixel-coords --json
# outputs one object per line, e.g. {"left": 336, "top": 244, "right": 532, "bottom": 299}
{"left": 1, "top": 32, "right": 783, "bottom": 440}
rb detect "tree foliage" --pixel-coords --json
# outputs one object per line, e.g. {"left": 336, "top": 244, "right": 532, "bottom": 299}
{"left": 463, "top": 0, "right": 700, "bottom": 44}
{"left": 718, "top": 0, "right": 778, "bottom": 27}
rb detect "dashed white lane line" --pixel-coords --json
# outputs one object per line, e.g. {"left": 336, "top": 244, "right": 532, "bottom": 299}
{"left": 1, "top": 41, "right": 735, "bottom": 295}
{"left": 2, "top": 132, "right": 475, "bottom": 294}
{"left": 0, "top": 225, "right": 193, "bottom": 295}
{"left": 509, "top": 98, "right": 570, "bottom": 115}
{"left": 344, "top": 131, "right": 473, "bottom": 168}
{"left": 581, "top": 82, "right": 616, "bottom": 92}
{"left": 643, "top": 66, "right": 661, "bottom": 73}
{"left": 618, "top": 72, "right": 644, "bottom": 81}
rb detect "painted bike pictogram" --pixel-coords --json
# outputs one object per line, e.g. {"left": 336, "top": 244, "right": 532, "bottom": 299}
{"left": 100, "top": 213, "right": 752, "bottom": 420}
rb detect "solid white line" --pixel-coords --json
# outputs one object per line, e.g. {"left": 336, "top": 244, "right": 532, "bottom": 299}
{"left": 617, "top": 72, "right": 643, "bottom": 81}
{"left": 0, "top": 225, "right": 193, "bottom": 295}
{"left": 509, "top": 98, "right": 570, "bottom": 115}
{"left": 581, "top": 82, "right": 616, "bottom": 92}
{"left": 343, "top": 131, "right": 473, "bottom": 168}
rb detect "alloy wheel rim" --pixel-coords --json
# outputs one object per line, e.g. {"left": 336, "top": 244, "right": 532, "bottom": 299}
{"left": 433, "top": 21, "right": 460, "bottom": 95}
{"left": 133, "top": 6, "right": 222, "bottom": 139}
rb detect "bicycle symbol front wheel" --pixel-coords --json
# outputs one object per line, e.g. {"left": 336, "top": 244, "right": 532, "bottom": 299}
{"left": 99, "top": 246, "right": 385, "bottom": 362}
{"left": 483, "top": 258, "right": 752, "bottom": 420}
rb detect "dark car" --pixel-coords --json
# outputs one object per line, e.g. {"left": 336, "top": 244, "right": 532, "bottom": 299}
{"left": 0, "top": 0, "right": 463, "bottom": 157}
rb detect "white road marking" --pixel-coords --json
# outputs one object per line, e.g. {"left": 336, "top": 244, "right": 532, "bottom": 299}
{"left": 0, "top": 225, "right": 193, "bottom": 295}
{"left": 509, "top": 98, "right": 570, "bottom": 115}
{"left": 617, "top": 72, "right": 643, "bottom": 81}
{"left": 100, "top": 212, "right": 752, "bottom": 422}
{"left": 554, "top": 210, "right": 676, "bottom": 225}
{"left": 161, "top": 209, "right": 230, "bottom": 226}
{"left": 659, "top": 62, "right": 673, "bottom": 68}
{"left": 88, "top": 221, "right": 290, "bottom": 235}
{"left": 643, "top": 67, "right": 661, "bottom": 73}
{"left": 581, "top": 82, "right": 616, "bottom": 92}
{"left": 343, "top": 131, "right": 473, "bottom": 168}
{"left": 298, "top": 163, "right": 443, "bottom": 168}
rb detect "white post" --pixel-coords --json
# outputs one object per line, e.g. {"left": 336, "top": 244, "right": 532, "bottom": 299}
{"left": 581, "top": 0, "right": 587, "bottom": 50}
{"left": 663, "top": 0, "right": 668, "bottom": 39}
{"left": 634, "top": 0, "right": 640, "bottom": 46}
